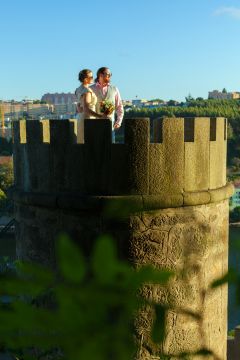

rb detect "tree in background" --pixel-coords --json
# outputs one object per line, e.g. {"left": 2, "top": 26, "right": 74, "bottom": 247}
{"left": 167, "top": 99, "right": 179, "bottom": 106}
{"left": 185, "top": 93, "right": 195, "bottom": 102}
{"left": 230, "top": 206, "right": 240, "bottom": 222}
{"left": 126, "top": 98, "right": 240, "bottom": 165}
{"left": 0, "top": 161, "right": 13, "bottom": 193}
{"left": 0, "top": 160, "right": 13, "bottom": 212}
{"left": 0, "top": 137, "right": 12, "bottom": 156}
{"left": 0, "top": 188, "right": 7, "bottom": 210}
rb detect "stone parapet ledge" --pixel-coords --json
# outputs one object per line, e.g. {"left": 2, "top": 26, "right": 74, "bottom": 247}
{"left": 12, "top": 117, "right": 228, "bottom": 196}
{"left": 10, "top": 182, "right": 234, "bottom": 211}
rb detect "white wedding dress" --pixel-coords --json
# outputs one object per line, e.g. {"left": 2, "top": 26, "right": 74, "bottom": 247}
{"left": 75, "top": 84, "right": 98, "bottom": 143}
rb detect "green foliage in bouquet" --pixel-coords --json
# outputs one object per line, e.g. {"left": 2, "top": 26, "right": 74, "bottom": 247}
{"left": 100, "top": 100, "right": 115, "bottom": 115}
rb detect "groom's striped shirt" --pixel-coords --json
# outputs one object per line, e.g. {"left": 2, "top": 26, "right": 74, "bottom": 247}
{"left": 95, "top": 82, "right": 124, "bottom": 126}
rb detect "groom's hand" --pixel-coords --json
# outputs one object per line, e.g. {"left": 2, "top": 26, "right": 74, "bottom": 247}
{"left": 114, "top": 123, "right": 121, "bottom": 130}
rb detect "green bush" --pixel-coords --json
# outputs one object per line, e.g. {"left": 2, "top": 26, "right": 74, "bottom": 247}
{"left": 0, "top": 137, "right": 12, "bottom": 155}
{"left": 230, "top": 206, "right": 240, "bottom": 222}
{"left": 0, "top": 161, "right": 13, "bottom": 192}
{"left": 0, "top": 188, "right": 7, "bottom": 209}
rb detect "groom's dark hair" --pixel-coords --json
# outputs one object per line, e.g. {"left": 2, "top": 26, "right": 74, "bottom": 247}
{"left": 95, "top": 67, "right": 109, "bottom": 82}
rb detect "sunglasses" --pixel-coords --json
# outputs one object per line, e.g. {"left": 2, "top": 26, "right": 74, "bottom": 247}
{"left": 103, "top": 72, "right": 112, "bottom": 77}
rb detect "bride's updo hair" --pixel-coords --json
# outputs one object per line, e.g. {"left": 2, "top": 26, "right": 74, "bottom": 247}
{"left": 78, "top": 69, "right": 92, "bottom": 83}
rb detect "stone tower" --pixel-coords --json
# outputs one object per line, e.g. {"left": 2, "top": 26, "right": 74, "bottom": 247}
{"left": 12, "top": 117, "right": 233, "bottom": 359}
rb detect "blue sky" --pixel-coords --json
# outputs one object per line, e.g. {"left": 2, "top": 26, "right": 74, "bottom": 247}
{"left": 1, "top": 0, "right": 240, "bottom": 101}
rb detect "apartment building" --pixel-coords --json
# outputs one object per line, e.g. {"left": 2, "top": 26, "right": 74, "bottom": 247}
{"left": 41, "top": 93, "right": 76, "bottom": 105}
{"left": 208, "top": 90, "right": 240, "bottom": 100}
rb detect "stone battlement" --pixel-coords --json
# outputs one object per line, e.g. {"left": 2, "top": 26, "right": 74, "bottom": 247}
{"left": 13, "top": 117, "right": 231, "bottom": 204}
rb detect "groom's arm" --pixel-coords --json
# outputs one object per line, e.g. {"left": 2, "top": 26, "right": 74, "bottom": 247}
{"left": 114, "top": 88, "right": 124, "bottom": 128}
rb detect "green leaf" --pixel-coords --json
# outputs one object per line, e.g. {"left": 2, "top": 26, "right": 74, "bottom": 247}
{"left": 16, "top": 262, "right": 54, "bottom": 285}
{"left": 103, "top": 198, "right": 141, "bottom": 219}
{"left": 151, "top": 304, "right": 166, "bottom": 343}
{"left": 194, "top": 348, "right": 213, "bottom": 356}
{"left": 135, "top": 266, "right": 174, "bottom": 287}
{"left": 211, "top": 269, "right": 238, "bottom": 288}
{"left": 0, "top": 276, "right": 45, "bottom": 297}
{"left": 57, "top": 234, "right": 86, "bottom": 284}
{"left": 92, "top": 235, "right": 118, "bottom": 284}
{"left": 228, "top": 329, "right": 235, "bottom": 337}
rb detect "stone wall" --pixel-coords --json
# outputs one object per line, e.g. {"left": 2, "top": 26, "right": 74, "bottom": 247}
{"left": 131, "top": 201, "right": 229, "bottom": 359}
{"left": 12, "top": 117, "right": 234, "bottom": 359}
{"left": 13, "top": 197, "right": 229, "bottom": 359}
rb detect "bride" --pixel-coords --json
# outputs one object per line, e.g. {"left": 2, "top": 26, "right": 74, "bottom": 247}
{"left": 75, "top": 69, "right": 104, "bottom": 143}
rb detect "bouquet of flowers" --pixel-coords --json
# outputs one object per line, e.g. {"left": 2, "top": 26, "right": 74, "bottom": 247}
{"left": 100, "top": 100, "right": 115, "bottom": 116}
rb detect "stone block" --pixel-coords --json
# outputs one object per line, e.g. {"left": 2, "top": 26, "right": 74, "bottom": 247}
{"left": 65, "top": 144, "right": 85, "bottom": 192}
{"left": 125, "top": 118, "right": 150, "bottom": 195}
{"left": 184, "top": 117, "right": 210, "bottom": 192}
{"left": 149, "top": 118, "right": 184, "bottom": 195}
{"left": 19, "top": 120, "right": 26, "bottom": 144}
{"left": 108, "top": 144, "right": 127, "bottom": 195}
{"left": 40, "top": 119, "right": 50, "bottom": 143}
{"left": 84, "top": 119, "right": 112, "bottom": 195}
{"left": 142, "top": 194, "right": 183, "bottom": 210}
{"left": 183, "top": 190, "right": 211, "bottom": 206}
{"left": 210, "top": 118, "right": 227, "bottom": 189}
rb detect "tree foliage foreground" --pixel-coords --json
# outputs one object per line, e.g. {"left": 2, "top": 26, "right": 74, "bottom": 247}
{"left": 0, "top": 233, "right": 238, "bottom": 359}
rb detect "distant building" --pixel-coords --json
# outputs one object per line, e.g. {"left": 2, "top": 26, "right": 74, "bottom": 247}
{"left": 27, "top": 104, "right": 54, "bottom": 118}
{"left": 122, "top": 100, "right": 132, "bottom": 107}
{"left": 1, "top": 102, "right": 23, "bottom": 119}
{"left": 1, "top": 101, "right": 53, "bottom": 120}
{"left": 0, "top": 156, "right": 12, "bottom": 164}
{"left": 41, "top": 93, "right": 76, "bottom": 105}
{"left": 142, "top": 100, "right": 167, "bottom": 108}
{"left": 0, "top": 128, "right": 12, "bottom": 140}
{"left": 208, "top": 90, "right": 240, "bottom": 100}
{"left": 230, "top": 92, "right": 240, "bottom": 99}
{"left": 132, "top": 99, "right": 148, "bottom": 107}
{"left": 53, "top": 103, "right": 76, "bottom": 116}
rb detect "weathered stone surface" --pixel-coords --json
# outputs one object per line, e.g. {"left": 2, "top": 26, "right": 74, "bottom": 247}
{"left": 14, "top": 198, "right": 228, "bottom": 359}
{"left": 129, "top": 201, "right": 228, "bottom": 359}
{"left": 125, "top": 118, "right": 149, "bottom": 195}
{"left": 149, "top": 118, "right": 184, "bottom": 195}
{"left": 184, "top": 118, "right": 210, "bottom": 192}
{"left": 210, "top": 118, "right": 227, "bottom": 189}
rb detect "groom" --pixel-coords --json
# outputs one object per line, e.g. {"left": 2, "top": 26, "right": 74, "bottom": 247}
{"left": 90, "top": 67, "right": 124, "bottom": 142}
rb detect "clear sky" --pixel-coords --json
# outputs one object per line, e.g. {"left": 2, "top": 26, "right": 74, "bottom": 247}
{"left": 1, "top": 0, "right": 240, "bottom": 102}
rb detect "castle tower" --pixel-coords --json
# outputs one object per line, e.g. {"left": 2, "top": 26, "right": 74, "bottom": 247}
{"left": 12, "top": 117, "right": 233, "bottom": 359}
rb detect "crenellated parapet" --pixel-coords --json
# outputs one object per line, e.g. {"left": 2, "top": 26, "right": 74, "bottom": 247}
{"left": 12, "top": 117, "right": 233, "bottom": 209}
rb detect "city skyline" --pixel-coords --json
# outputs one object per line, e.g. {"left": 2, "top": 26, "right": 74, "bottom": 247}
{"left": 1, "top": 0, "right": 240, "bottom": 102}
